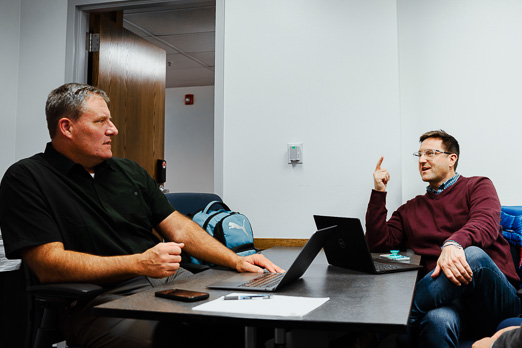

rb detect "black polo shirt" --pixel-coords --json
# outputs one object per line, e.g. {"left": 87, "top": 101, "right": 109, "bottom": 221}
{"left": 0, "top": 143, "right": 175, "bottom": 259}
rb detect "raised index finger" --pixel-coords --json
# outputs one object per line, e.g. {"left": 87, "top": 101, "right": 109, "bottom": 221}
{"left": 376, "top": 156, "right": 384, "bottom": 171}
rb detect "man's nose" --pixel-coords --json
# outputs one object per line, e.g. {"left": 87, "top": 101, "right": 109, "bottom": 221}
{"left": 107, "top": 120, "right": 118, "bottom": 135}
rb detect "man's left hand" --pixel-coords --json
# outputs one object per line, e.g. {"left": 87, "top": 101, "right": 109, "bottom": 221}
{"left": 235, "top": 253, "right": 285, "bottom": 274}
{"left": 431, "top": 245, "right": 473, "bottom": 286}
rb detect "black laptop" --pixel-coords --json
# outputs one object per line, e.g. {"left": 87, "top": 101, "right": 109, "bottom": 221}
{"left": 207, "top": 225, "right": 338, "bottom": 291}
{"left": 313, "top": 215, "right": 422, "bottom": 274}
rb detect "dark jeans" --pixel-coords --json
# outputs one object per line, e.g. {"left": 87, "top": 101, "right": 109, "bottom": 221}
{"left": 409, "top": 246, "right": 521, "bottom": 348}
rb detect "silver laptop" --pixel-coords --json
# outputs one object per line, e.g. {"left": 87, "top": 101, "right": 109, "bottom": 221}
{"left": 207, "top": 225, "right": 338, "bottom": 292}
{"left": 314, "top": 215, "right": 423, "bottom": 274}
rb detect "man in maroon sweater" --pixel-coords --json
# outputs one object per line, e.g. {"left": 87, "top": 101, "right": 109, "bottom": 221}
{"left": 366, "top": 130, "right": 520, "bottom": 348}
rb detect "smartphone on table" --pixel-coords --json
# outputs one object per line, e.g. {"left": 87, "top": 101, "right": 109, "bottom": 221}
{"left": 155, "top": 289, "right": 209, "bottom": 302}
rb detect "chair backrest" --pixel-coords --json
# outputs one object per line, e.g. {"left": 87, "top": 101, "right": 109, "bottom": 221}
{"left": 165, "top": 192, "right": 222, "bottom": 217}
{"left": 164, "top": 192, "right": 224, "bottom": 272}
{"left": 500, "top": 206, "right": 522, "bottom": 288}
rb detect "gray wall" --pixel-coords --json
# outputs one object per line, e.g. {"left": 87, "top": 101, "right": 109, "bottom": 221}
{"left": 0, "top": 0, "right": 21, "bottom": 176}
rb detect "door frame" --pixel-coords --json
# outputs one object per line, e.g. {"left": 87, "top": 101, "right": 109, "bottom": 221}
{"left": 65, "top": 0, "right": 224, "bottom": 196}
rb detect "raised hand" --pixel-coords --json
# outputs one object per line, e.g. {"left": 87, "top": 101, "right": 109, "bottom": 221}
{"left": 374, "top": 156, "right": 390, "bottom": 192}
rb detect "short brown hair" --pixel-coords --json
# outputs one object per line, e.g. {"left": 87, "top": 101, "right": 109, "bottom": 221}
{"left": 45, "top": 83, "right": 110, "bottom": 138}
{"left": 419, "top": 130, "right": 460, "bottom": 170}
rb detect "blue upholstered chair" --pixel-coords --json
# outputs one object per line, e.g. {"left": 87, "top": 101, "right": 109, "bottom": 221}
{"left": 495, "top": 206, "right": 522, "bottom": 330}
{"left": 164, "top": 192, "right": 222, "bottom": 217}
{"left": 500, "top": 206, "right": 522, "bottom": 288}
{"left": 459, "top": 206, "right": 522, "bottom": 347}
{"left": 164, "top": 192, "right": 223, "bottom": 273}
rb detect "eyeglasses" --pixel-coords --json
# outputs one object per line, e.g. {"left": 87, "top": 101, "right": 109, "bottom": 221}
{"left": 413, "top": 149, "right": 452, "bottom": 158}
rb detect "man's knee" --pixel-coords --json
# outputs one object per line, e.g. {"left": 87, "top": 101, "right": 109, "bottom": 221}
{"left": 422, "top": 306, "right": 461, "bottom": 331}
{"left": 419, "top": 307, "right": 461, "bottom": 347}
{"left": 464, "top": 246, "right": 491, "bottom": 268}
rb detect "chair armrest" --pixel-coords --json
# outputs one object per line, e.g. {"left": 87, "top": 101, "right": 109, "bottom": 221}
{"left": 27, "top": 283, "right": 104, "bottom": 301}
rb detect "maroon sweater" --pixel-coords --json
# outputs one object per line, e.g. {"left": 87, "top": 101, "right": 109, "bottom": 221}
{"left": 366, "top": 176, "right": 519, "bottom": 286}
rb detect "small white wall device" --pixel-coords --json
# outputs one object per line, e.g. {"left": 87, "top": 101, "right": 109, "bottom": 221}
{"left": 288, "top": 143, "right": 303, "bottom": 164}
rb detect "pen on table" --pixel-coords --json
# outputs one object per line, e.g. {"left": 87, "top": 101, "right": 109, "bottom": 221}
{"left": 224, "top": 295, "right": 271, "bottom": 301}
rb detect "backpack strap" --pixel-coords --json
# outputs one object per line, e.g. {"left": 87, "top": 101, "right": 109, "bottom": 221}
{"left": 202, "top": 200, "right": 230, "bottom": 214}
{"left": 202, "top": 211, "right": 223, "bottom": 232}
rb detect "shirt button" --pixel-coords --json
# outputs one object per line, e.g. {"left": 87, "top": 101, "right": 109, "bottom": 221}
{"left": 134, "top": 192, "right": 138, "bottom": 196}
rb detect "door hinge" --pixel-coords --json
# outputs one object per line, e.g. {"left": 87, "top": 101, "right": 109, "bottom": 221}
{"left": 86, "top": 33, "right": 100, "bottom": 52}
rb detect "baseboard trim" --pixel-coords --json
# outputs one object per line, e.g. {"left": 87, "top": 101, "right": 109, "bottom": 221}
{"left": 254, "top": 238, "right": 308, "bottom": 250}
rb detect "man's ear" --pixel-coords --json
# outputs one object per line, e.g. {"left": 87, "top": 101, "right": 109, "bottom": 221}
{"left": 57, "top": 118, "right": 74, "bottom": 139}
{"left": 449, "top": 153, "right": 458, "bottom": 169}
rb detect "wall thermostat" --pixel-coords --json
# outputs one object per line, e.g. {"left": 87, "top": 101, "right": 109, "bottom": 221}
{"left": 288, "top": 143, "right": 303, "bottom": 164}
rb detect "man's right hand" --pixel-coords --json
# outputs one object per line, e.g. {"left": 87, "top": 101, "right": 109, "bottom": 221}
{"left": 374, "top": 156, "right": 390, "bottom": 192}
{"left": 138, "top": 242, "right": 184, "bottom": 278}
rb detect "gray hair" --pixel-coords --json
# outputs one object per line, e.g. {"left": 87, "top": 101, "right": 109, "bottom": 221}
{"left": 45, "top": 83, "right": 110, "bottom": 138}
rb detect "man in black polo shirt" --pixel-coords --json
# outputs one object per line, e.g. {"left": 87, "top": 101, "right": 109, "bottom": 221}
{"left": 0, "top": 83, "right": 283, "bottom": 347}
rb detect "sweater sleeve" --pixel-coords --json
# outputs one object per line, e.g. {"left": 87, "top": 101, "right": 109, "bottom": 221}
{"left": 447, "top": 177, "right": 501, "bottom": 249}
{"left": 365, "top": 190, "right": 407, "bottom": 252}
{"left": 492, "top": 324, "right": 522, "bottom": 348}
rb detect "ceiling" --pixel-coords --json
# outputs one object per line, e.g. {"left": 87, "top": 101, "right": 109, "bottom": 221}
{"left": 122, "top": 1, "right": 216, "bottom": 88}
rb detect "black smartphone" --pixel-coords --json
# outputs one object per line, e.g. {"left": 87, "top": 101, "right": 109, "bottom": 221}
{"left": 155, "top": 289, "right": 210, "bottom": 302}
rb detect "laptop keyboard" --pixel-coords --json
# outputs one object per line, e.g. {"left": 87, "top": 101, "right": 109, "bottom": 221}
{"left": 240, "top": 273, "right": 284, "bottom": 288}
{"left": 374, "top": 262, "right": 403, "bottom": 272}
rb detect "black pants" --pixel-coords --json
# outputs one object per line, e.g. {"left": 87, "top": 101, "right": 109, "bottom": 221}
{"left": 63, "top": 269, "right": 246, "bottom": 348}
{"left": 0, "top": 269, "right": 28, "bottom": 348}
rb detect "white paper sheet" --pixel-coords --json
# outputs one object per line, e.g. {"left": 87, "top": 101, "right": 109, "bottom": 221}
{"left": 192, "top": 293, "right": 329, "bottom": 317}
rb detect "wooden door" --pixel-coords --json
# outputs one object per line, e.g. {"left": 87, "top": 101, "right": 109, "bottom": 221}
{"left": 89, "top": 12, "right": 166, "bottom": 180}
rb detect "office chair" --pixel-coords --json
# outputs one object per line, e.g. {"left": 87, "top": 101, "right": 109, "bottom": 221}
{"left": 165, "top": 192, "right": 223, "bottom": 273}
{"left": 500, "top": 205, "right": 522, "bottom": 286}
{"left": 457, "top": 206, "right": 522, "bottom": 348}
{"left": 25, "top": 265, "right": 103, "bottom": 348}
{"left": 165, "top": 192, "right": 222, "bottom": 217}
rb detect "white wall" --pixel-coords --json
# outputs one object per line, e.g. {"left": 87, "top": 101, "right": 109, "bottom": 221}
{"left": 15, "top": 0, "right": 69, "bottom": 161}
{"left": 0, "top": 0, "right": 21, "bottom": 176}
{"left": 222, "top": 1, "right": 402, "bottom": 238}
{"left": 165, "top": 86, "right": 214, "bottom": 193}
{"left": 398, "top": 0, "right": 522, "bottom": 205}
{"left": 3, "top": 0, "right": 522, "bottom": 241}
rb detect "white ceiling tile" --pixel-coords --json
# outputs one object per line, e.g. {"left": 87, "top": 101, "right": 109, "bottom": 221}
{"left": 123, "top": 2, "right": 215, "bottom": 88}
{"left": 166, "top": 67, "right": 214, "bottom": 88}
{"left": 167, "top": 52, "right": 215, "bottom": 69}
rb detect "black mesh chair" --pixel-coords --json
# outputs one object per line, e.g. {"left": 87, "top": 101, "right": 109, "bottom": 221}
{"left": 26, "top": 275, "right": 103, "bottom": 348}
